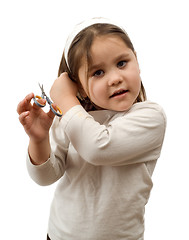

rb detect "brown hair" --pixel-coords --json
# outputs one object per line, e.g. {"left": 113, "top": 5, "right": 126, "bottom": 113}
{"left": 58, "top": 23, "right": 146, "bottom": 109}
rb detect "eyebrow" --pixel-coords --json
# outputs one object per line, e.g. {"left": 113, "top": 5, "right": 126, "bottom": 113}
{"left": 88, "top": 53, "right": 131, "bottom": 73}
{"left": 115, "top": 53, "right": 130, "bottom": 61}
{"left": 88, "top": 63, "right": 105, "bottom": 73}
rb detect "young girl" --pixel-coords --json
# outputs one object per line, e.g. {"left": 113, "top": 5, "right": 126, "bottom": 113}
{"left": 17, "top": 18, "right": 166, "bottom": 240}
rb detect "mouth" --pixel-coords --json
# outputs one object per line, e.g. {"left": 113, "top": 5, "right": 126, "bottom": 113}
{"left": 110, "top": 89, "right": 129, "bottom": 98}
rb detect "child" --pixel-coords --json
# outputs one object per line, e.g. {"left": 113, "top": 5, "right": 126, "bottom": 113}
{"left": 17, "top": 18, "right": 166, "bottom": 240}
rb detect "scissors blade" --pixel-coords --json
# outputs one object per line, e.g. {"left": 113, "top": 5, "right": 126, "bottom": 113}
{"left": 38, "top": 83, "right": 46, "bottom": 96}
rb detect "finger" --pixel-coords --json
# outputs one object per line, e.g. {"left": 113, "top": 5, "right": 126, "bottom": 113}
{"left": 17, "top": 93, "right": 34, "bottom": 115}
{"left": 25, "top": 92, "right": 35, "bottom": 102}
{"left": 59, "top": 72, "right": 67, "bottom": 78}
{"left": 60, "top": 71, "right": 70, "bottom": 80}
{"left": 18, "top": 111, "right": 30, "bottom": 126}
{"left": 47, "top": 103, "right": 57, "bottom": 120}
{"left": 33, "top": 98, "right": 46, "bottom": 110}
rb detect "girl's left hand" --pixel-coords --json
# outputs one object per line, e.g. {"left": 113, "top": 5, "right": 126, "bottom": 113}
{"left": 50, "top": 72, "right": 80, "bottom": 114}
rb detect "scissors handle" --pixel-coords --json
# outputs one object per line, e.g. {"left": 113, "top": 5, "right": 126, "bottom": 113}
{"left": 50, "top": 103, "right": 63, "bottom": 117}
{"left": 33, "top": 95, "right": 46, "bottom": 107}
{"left": 44, "top": 96, "right": 62, "bottom": 117}
{"left": 33, "top": 95, "right": 63, "bottom": 117}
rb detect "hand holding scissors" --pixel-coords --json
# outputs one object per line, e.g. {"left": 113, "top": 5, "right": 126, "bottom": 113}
{"left": 33, "top": 83, "right": 63, "bottom": 117}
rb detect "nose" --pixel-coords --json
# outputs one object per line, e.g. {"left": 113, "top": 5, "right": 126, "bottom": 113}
{"left": 107, "top": 70, "right": 123, "bottom": 86}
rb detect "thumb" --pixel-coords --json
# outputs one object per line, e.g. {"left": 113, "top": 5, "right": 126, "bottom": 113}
{"left": 47, "top": 108, "right": 56, "bottom": 120}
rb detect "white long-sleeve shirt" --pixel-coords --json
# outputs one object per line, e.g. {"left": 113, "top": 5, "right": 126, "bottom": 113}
{"left": 27, "top": 101, "right": 166, "bottom": 240}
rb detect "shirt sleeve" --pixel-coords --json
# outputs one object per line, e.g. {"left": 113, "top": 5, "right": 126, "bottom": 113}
{"left": 26, "top": 116, "right": 69, "bottom": 186}
{"left": 62, "top": 102, "right": 166, "bottom": 166}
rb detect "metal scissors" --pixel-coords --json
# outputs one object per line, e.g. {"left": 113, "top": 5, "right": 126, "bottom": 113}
{"left": 33, "top": 83, "right": 63, "bottom": 117}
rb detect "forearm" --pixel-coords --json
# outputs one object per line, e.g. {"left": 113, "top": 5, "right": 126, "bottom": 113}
{"left": 58, "top": 95, "right": 80, "bottom": 115}
{"left": 26, "top": 117, "right": 69, "bottom": 186}
{"left": 50, "top": 72, "right": 81, "bottom": 115}
{"left": 28, "top": 137, "right": 51, "bottom": 165}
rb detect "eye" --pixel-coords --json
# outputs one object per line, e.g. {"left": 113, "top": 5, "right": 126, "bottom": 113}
{"left": 93, "top": 69, "right": 104, "bottom": 77}
{"left": 117, "top": 60, "right": 127, "bottom": 68}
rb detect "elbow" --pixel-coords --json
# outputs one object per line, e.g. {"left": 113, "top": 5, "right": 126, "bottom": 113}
{"left": 81, "top": 145, "right": 111, "bottom": 166}
{"left": 26, "top": 154, "right": 64, "bottom": 186}
{"left": 80, "top": 132, "right": 114, "bottom": 166}
{"left": 30, "top": 175, "right": 59, "bottom": 186}
{"left": 27, "top": 165, "right": 61, "bottom": 186}
{"left": 86, "top": 155, "right": 103, "bottom": 166}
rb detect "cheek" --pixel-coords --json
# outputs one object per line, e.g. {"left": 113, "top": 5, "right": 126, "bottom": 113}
{"left": 134, "top": 75, "right": 141, "bottom": 89}
{"left": 88, "top": 81, "right": 104, "bottom": 102}
{"left": 130, "top": 71, "right": 141, "bottom": 93}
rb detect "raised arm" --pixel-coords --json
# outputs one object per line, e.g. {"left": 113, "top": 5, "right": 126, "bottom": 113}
{"left": 62, "top": 102, "right": 166, "bottom": 166}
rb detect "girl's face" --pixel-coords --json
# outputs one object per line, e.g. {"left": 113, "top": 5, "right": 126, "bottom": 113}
{"left": 78, "top": 35, "right": 141, "bottom": 111}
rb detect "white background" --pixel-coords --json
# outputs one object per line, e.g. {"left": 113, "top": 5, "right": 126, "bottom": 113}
{"left": 0, "top": 0, "right": 188, "bottom": 239}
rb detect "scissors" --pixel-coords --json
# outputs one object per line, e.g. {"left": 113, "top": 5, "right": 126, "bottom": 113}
{"left": 33, "top": 83, "right": 63, "bottom": 117}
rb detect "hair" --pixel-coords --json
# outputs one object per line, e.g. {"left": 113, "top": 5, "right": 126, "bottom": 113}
{"left": 58, "top": 23, "right": 146, "bottom": 110}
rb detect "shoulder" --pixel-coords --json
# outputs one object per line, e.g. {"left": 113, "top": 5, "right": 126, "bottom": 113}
{"left": 89, "top": 101, "right": 166, "bottom": 128}
{"left": 128, "top": 100, "right": 166, "bottom": 125}
{"left": 111, "top": 100, "right": 167, "bottom": 133}
{"left": 129, "top": 100, "right": 166, "bottom": 114}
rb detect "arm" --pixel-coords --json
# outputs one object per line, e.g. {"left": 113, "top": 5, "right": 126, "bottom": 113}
{"left": 17, "top": 93, "right": 54, "bottom": 165}
{"left": 17, "top": 93, "right": 67, "bottom": 186}
{"left": 28, "top": 138, "right": 50, "bottom": 165}
{"left": 62, "top": 102, "right": 166, "bottom": 166}
{"left": 50, "top": 72, "right": 80, "bottom": 115}
{"left": 26, "top": 117, "right": 69, "bottom": 186}
{"left": 18, "top": 73, "right": 80, "bottom": 185}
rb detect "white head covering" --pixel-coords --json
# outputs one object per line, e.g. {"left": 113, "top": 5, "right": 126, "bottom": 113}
{"left": 64, "top": 17, "right": 124, "bottom": 70}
